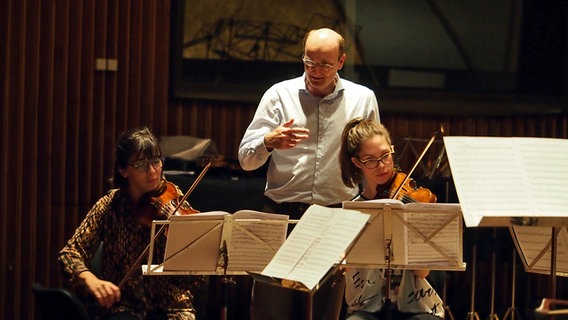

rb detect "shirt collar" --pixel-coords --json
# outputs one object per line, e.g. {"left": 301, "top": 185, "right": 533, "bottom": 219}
{"left": 299, "top": 73, "right": 344, "bottom": 100}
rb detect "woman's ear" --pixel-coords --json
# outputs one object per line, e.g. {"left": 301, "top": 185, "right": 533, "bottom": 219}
{"left": 351, "top": 157, "right": 364, "bottom": 169}
{"left": 118, "top": 168, "right": 128, "bottom": 178}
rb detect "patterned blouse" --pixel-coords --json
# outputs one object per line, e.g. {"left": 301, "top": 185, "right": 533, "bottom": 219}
{"left": 58, "top": 188, "right": 197, "bottom": 320}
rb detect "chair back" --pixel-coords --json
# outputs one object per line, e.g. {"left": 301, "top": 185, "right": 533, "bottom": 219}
{"left": 32, "top": 283, "right": 90, "bottom": 320}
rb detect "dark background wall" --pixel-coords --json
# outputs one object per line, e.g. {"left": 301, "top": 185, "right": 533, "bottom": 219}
{"left": 1, "top": 1, "right": 567, "bottom": 319}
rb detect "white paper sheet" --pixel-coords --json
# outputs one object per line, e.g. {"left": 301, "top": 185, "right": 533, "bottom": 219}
{"left": 443, "top": 136, "right": 568, "bottom": 227}
{"left": 511, "top": 226, "right": 568, "bottom": 275}
{"left": 343, "top": 201, "right": 463, "bottom": 269}
{"left": 163, "top": 210, "right": 288, "bottom": 273}
{"left": 260, "top": 205, "right": 369, "bottom": 291}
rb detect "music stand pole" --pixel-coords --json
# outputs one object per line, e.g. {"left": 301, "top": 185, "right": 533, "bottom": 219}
{"left": 467, "top": 245, "right": 480, "bottom": 320}
{"left": 443, "top": 273, "right": 455, "bottom": 320}
{"left": 550, "top": 227, "right": 557, "bottom": 300}
{"left": 488, "top": 250, "right": 499, "bottom": 320}
{"left": 219, "top": 240, "right": 234, "bottom": 320}
{"left": 488, "top": 229, "right": 499, "bottom": 320}
{"left": 384, "top": 238, "right": 394, "bottom": 320}
{"left": 502, "top": 249, "right": 520, "bottom": 320}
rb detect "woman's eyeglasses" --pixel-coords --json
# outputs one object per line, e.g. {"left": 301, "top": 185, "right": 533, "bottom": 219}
{"left": 358, "top": 151, "right": 394, "bottom": 169}
{"left": 129, "top": 157, "right": 164, "bottom": 173}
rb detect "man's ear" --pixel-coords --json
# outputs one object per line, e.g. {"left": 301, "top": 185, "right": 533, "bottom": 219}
{"left": 337, "top": 53, "right": 346, "bottom": 70}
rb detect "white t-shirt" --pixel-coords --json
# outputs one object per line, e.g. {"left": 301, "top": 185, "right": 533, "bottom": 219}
{"left": 344, "top": 268, "right": 444, "bottom": 318}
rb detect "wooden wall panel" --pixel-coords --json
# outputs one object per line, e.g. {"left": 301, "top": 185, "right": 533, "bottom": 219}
{"left": 1, "top": 0, "right": 568, "bottom": 319}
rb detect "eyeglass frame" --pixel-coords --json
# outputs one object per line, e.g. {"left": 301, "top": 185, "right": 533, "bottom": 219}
{"left": 358, "top": 151, "right": 395, "bottom": 169}
{"left": 301, "top": 55, "right": 339, "bottom": 71}
{"left": 128, "top": 156, "right": 165, "bottom": 173}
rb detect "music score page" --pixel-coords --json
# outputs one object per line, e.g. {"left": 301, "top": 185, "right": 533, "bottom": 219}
{"left": 343, "top": 200, "right": 464, "bottom": 270}
{"left": 511, "top": 226, "right": 568, "bottom": 275}
{"left": 162, "top": 210, "right": 288, "bottom": 274}
{"left": 227, "top": 211, "right": 288, "bottom": 272}
{"left": 260, "top": 205, "right": 369, "bottom": 291}
{"left": 443, "top": 137, "right": 568, "bottom": 227}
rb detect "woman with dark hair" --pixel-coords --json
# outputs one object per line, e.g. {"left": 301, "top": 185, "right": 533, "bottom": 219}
{"left": 59, "top": 127, "right": 198, "bottom": 320}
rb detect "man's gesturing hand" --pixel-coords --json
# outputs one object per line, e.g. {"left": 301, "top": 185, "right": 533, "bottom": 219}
{"left": 264, "top": 119, "right": 310, "bottom": 151}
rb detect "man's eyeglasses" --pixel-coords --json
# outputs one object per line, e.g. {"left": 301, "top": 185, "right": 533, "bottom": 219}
{"left": 358, "top": 151, "right": 395, "bottom": 169}
{"left": 129, "top": 157, "right": 164, "bottom": 173}
{"left": 302, "top": 56, "right": 337, "bottom": 71}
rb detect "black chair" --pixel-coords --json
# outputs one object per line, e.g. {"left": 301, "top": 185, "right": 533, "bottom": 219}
{"left": 32, "top": 283, "right": 90, "bottom": 320}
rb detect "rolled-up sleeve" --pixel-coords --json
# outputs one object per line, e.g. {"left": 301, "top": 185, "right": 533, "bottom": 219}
{"left": 238, "top": 89, "right": 283, "bottom": 171}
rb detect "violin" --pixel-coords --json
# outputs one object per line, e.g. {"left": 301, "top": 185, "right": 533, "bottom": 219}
{"left": 134, "top": 180, "right": 199, "bottom": 227}
{"left": 377, "top": 127, "right": 444, "bottom": 204}
{"left": 378, "top": 171, "right": 436, "bottom": 203}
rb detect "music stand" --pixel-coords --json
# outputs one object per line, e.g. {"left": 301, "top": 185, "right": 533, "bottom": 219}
{"left": 342, "top": 200, "right": 464, "bottom": 271}
{"left": 342, "top": 200, "right": 464, "bottom": 320}
{"left": 248, "top": 205, "right": 371, "bottom": 320}
{"left": 144, "top": 210, "right": 289, "bottom": 275}
{"left": 143, "top": 210, "right": 289, "bottom": 319}
{"left": 444, "top": 136, "right": 568, "bottom": 317}
{"left": 249, "top": 205, "right": 370, "bottom": 290}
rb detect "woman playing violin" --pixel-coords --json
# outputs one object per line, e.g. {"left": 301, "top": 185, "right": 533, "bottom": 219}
{"left": 58, "top": 127, "right": 198, "bottom": 320}
{"left": 339, "top": 118, "right": 443, "bottom": 320}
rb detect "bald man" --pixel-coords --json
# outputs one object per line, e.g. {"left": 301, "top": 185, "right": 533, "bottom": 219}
{"left": 239, "top": 28, "right": 380, "bottom": 319}
{"left": 239, "top": 27, "right": 380, "bottom": 218}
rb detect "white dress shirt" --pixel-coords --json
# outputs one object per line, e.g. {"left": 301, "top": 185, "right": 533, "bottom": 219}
{"left": 238, "top": 74, "right": 380, "bottom": 205}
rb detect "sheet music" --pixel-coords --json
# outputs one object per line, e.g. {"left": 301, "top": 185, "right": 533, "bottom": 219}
{"left": 228, "top": 211, "right": 288, "bottom": 271}
{"left": 514, "top": 138, "right": 568, "bottom": 215}
{"left": 443, "top": 136, "right": 568, "bottom": 227}
{"left": 163, "top": 215, "right": 225, "bottom": 271}
{"left": 343, "top": 201, "right": 463, "bottom": 269}
{"left": 511, "top": 226, "right": 568, "bottom": 275}
{"left": 403, "top": 205, "right": 461, "bottom": 266}
{"left": 261, "top": 205, "right": 369, "bottom": 291}
{"left": 162, "top": 210, "right": 288, "bottom": 274}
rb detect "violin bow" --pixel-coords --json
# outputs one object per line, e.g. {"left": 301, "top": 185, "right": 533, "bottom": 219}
{"left": 392, "top": 126, "right": 444, "bottom": 199}
{"left": 118, "top": 161, "right": 212, "bottom": 289}
{"left": 175, "top": 160, "right": 212, "bottom": 210}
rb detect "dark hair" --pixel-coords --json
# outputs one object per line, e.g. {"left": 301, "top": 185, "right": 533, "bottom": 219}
{"left": 110, "top": 127, "right": 162, "bottom": 189}
{"left": 339, "top": 118, "right": 392, "bottom": 188}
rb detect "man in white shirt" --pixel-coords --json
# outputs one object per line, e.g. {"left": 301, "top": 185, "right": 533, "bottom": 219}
{"left": 238, "top": 27, "right": 380, "bottom": 320}
{"left": 239, "top": 28, "right": 380, "bottom": 220}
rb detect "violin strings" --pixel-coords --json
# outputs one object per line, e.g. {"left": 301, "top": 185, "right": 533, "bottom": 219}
{"left": 400, "top": 194, "right": 417, "bottom": 203}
